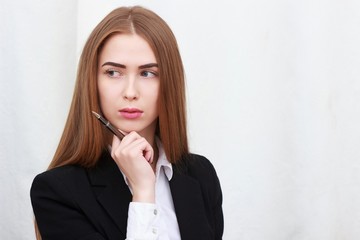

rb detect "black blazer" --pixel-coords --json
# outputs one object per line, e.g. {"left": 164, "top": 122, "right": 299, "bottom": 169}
{"left": 30, "top": 151, "right": 223, "bottom": 240}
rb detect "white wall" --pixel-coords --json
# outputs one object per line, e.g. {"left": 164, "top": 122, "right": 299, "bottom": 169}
{"left": 0, "top": 0, "right": 77, "bottom": 238}
{"left": 1, "top": 0, "right": 360, "bottom": 239}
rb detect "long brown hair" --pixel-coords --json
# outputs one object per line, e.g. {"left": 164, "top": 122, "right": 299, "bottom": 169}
{"left": 36, "top": 6, "right": 189, "bottom": 239}
{"left": 49, "top": 6, "right": 188, "bottom": 169}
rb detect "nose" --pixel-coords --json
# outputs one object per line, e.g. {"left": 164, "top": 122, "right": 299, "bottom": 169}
{"left": 123, "top": 75, "right": 138, "bottom": 101}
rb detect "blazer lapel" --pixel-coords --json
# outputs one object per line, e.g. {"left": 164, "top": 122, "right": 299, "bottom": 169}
{"left": 87, "top": 152, "right": 213, "bottom": 239}
{"left": 170, "top": 165, "right": 213, "bottom": 239}
{"left": 87, "top": 151, "right": 132, "bottom": 236}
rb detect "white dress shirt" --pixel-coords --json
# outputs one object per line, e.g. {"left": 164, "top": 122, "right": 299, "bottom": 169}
{"left": 120, "top": 139, "right": 181, "bottom": 240}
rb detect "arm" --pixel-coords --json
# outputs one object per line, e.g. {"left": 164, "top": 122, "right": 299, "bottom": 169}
{"left": 110, "top": 132, "right": 156, "bottom": 203}
{"left": 190, "top": 155, "right": 224, "bottom": 239}
{"left": 211, "top": 166, "right": 224, "bottom": 240}
{"left": 126, "top": 202, "right": 161, "bottom": 240}
{"left": 110, "top": 132, "right": 160, "bottom": 239}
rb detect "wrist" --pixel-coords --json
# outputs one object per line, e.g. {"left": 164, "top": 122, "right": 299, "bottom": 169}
{"left": 132, "top": 186, "right": 155, "bottom": 203}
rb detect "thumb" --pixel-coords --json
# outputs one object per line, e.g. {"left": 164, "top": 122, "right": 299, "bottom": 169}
{"left": 143, "top": 149, "right": 153, "bottom": 163}
{"left": 111, "top": 135, "right": 121, "bottom": 150}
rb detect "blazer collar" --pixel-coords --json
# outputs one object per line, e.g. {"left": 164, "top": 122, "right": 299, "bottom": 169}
{"left": 87, "top": 151, "right": 131, "bottom": 236}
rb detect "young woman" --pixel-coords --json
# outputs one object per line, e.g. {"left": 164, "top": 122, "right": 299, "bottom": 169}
{"left": 31, "top": 6, "right": 223, "bottom": 240}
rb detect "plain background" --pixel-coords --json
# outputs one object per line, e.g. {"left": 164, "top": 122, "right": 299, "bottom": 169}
{"left": 1, "top": 0, "right": 360, "bottom": 239}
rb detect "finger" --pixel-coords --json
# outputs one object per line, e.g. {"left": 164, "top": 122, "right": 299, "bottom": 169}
{"left": 143, "top": 149, "right": 153, "bottom": 163}
{"left": 119, "top": 131, "right": 141, "bottom": 146}
{"left": 121, "top": 137, "right": 153, "bottom": 161}
{"left": 111, "top": 132, "right": 137, "bottom": 159}
{"left": 111, "top": 135, "right": 121, "bottom": 158}
{"left": 112, "top": 131, "right": 154, "bottom": 164}
{"left": 130, "top": 138, "right": 153, "bottom": 163}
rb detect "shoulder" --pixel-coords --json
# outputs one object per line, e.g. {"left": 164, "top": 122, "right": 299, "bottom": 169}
{"left": 184, "top": 153, "right": 218, "bottom": 177}
{"left": 30, "top": 165, "right": 88, "bottom": 201}
{"left": 182, "top": 153, "right": 223, "bottom": 214}
{"left": 179, "top": 153, "right": 222, "bottom": 193}
{"left": 32, "top": 164, "right": 86, "bottom": 187}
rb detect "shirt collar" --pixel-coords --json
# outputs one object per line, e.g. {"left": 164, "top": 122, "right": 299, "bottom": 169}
{"left": 155, "top": 137, "right": 173, "bottom": 181}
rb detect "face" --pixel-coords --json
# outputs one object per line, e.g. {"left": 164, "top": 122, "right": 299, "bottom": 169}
{"left": 97, "top": 33, "right": 160, "bottom": 141}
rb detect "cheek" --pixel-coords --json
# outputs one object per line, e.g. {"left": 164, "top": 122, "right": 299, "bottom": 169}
{"left": 97, "top": 81, "right": 115, "bottom": 110}
{"left": 152, "top": 86, "right": 161, "bottom": 115}
{"left": 148, "top": 84, "right": 160, "bottom": 106}
{"left": 98, "top": 79, "right": 118, "bottom": 96}
{"left": 151, "top": 81, "right": 160, "bottom": 98}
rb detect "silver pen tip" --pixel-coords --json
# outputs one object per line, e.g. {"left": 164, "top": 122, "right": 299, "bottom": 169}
{"left": 91, "top": 111, "right": 100, "bottom": 119}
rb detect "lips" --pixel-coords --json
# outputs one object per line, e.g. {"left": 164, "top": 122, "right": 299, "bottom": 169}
{"left": 119, "top": 108, "right": 143, "bottom": 119}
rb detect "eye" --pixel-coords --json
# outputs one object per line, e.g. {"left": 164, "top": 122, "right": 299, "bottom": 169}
{"left": 105, "top": 69, "right": 122, "bottom": 78}
{"left": 140, "top": 70, "right": 158, "bottom": 78}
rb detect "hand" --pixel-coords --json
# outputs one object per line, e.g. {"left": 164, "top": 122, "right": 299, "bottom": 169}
{"left": 110, "top": 131, "right": 156, "bottom": 203}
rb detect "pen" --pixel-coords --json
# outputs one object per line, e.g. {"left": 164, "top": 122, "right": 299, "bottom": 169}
{"left": 91, "top": 111, "right": 125, "bottom": 140}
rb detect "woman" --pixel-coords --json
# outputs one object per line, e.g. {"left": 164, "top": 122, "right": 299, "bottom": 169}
{"left": 31, "top": 6, "right": 223, "bottom": 240}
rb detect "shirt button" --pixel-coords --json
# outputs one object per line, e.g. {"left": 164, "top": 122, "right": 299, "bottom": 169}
{"left": 153, "top": 209, "right": 158, "bottom": 215}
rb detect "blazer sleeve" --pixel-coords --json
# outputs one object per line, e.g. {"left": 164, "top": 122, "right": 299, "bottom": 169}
{"left": 209, "top": 160, "right": 224, "bottom": 240}
{"left": 203, "top": 157, "right": 224, "bottom": 240}
{"left": 188, "top": 154, "right": 224, "bottom": 239}
{"left": 30, "top": 171, "right": 105, "bottom": 240}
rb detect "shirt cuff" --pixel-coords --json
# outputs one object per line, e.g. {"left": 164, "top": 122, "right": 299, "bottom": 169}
{"left": 126, "top": 202, "right": 160, "bottom": 240}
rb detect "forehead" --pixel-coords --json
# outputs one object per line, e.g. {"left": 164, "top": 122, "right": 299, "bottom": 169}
{"left": 99, "top": 33, "right": 157, "bottom": 65}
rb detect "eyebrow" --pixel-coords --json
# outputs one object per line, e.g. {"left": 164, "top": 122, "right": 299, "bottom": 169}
{"left": 101, "top": 62, "right": 158, "bottom": 69}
